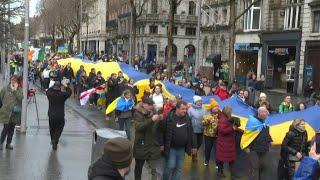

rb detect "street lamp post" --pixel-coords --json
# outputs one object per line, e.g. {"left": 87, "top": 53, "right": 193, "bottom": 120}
{"left": 80, "top": 0, "right": 83, "bottom": 54}
{"left": 21, "top": 0, "right": 29, "bottom": 133}
{"left": 195, "top": 0, "right": 202, "bottom": 75}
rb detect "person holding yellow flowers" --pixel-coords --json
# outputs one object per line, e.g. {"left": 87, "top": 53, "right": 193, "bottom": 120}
{"left": 202, "top": 99, "right": 220, "bottom": 167}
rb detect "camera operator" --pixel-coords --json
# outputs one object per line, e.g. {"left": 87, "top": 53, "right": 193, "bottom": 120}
{"left": 46, "top": 80, "right": 72, "bottom": 150}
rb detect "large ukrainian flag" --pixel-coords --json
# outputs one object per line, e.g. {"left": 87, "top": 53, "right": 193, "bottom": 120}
{"left": 58, "top": 57, "right": 320, "bottom": 145}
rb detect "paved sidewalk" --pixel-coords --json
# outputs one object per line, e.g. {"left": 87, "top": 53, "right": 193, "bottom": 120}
{"left": 0, "top": 90, "right": 95, "bottom": 180}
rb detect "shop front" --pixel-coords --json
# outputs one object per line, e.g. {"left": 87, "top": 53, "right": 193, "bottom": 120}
{"left": 234, "top": 43, "right": 260, "bottom": 86}
{"left": 261, "top": 31, "right": 302, "bottom": 94}
{"left": 304, "top": 41, "right": 320, "bottom": 90}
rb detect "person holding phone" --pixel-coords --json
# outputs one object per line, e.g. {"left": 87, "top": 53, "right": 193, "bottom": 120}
{"left": 0, "top": 75, "right": 23, "bottom": 150}
{"left": 46, "top": 81, "right": 72, "bottom": 150}
{"left": 294, "top": 141, "right": 320, "bottom": 179}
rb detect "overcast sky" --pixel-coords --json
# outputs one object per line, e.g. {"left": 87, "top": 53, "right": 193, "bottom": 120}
{"left": 30, "top": 0, "right": 39, "bottom": 17}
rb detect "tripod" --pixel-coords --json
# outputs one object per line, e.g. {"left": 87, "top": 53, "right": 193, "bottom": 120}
{"left": 28, "top": 89, "right": 39, "bottom": 127}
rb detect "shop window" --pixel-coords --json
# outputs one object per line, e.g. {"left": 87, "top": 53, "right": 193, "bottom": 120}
{"left": 186, "top": 27, "right": 196, "bottom": 36}
{"left": 189, "top": 1, "right": 196, "bottom": 15}
{"left": 313, "top": 11, "right": 320, "bottom": 33}
{"left": 151, "top": 0, "right": 158, "bottom": 14}
{"left": 243, "top": 0, "right": 261, "bottom": 31}
{"left": 284, "top": 0, "right": 301, "bottom": 29}
{"left": 149, "top": 25, "right": 158, "bottom": 34}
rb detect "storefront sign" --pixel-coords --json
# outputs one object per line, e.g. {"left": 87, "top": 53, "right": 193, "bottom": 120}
{"left": 234, "top": 43, "right": 260, "bottom": 52}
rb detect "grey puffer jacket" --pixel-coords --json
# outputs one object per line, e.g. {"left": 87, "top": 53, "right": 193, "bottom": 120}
{"left": 187, "top": 104, "right": 208, "bottom": 133}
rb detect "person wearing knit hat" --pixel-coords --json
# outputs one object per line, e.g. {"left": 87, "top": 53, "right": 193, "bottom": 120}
{"left": 188, "top": 95, "right": 208, "bottom": 161}
{"left": 254, "top": 92, "right": 274, "bottom": 112}
{"left": 88, "top": 137, "right": 133, "bottom": 180}
{"left": 193, "top": 95, "right": 202, "bottom": 104}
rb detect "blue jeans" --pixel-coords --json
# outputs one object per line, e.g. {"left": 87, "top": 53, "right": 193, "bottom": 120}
{"left": 163, "top": 147, "right": 185, "bottom": 180}
{"left": 118, "top": 118, "right": 131, "bottom": 140}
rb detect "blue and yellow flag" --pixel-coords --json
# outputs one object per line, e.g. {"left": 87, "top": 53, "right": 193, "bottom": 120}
{"left": 240, "top": 115, "right": 269, "bottom": 150}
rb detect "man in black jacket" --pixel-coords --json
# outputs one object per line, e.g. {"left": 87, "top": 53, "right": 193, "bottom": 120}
{"left": 62, "top": 62, "right": 74, "bottom": 82}
{"left": 46, "top": 81, "right": 72, "bottom": 150}
{"left": 88, "top": 137, "right": 133, "bottom": 180}
{"left": 246, "top": 106, "right": 272, "bottom": 180}
{"left": 161, "top": 101, "right": 196, "bottom": 180}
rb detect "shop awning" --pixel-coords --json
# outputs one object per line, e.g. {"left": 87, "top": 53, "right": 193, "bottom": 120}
{"left": 205, "top": 53, "right": 221, "bottom": 63}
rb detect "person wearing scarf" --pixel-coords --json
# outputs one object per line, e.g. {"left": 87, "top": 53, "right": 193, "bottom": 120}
{"left": 279, "top": 118, "right": 308, "bottom": 179}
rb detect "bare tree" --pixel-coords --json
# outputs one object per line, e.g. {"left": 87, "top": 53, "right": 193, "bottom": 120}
{"left": 39, "top": 0, "right": 97, "bottom": 53}
{"left": 167, "top": 0, "right": 182, "bottom": 78}
{"left": 129, "top": 0, "right": 147, "bottom": 64}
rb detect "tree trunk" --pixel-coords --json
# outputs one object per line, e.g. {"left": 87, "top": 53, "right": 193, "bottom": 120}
{"left": 167, "top": 1, "right": 175, "bottom": 78}
{"left": 77, "top": 27, "right": 80, "bottom": 53}
{"left": 68, "top": 32, "right": 76, "bottom": 54}
{"left": 131, "top": 13, "right": 137, "bottom": 65}
{"left": 229, "top": 0, "right": 236, "bottom": 81}
{"left": 51, "top": 25, "right": 56, "bottom": 53}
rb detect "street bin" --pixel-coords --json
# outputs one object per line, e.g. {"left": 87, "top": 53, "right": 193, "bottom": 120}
{"left": 91, "top": 128, "right": 127, "bottom": 163}
{"left": 286, "top": 80, "right": 294, "bottom": 94}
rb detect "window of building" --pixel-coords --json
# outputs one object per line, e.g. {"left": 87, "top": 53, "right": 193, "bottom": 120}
{"left": 313, "top": 11, "right": 320, "bottom": 33}
{"left": 284, "top": 0, "right": 301, "bottom": 29}
{"left": 214, "top": 9, "right": 219, "bottom": 23}
{"left": 243, "top": 0, "right": 261, "bottom": 31}
{"left": 167, "top": 26, "right": 178, "bottom": 35}
{"left": 185, "top": 27, "right": 196, "bottom": 36}
{"left": 151, "top": 0, "right": 158, "bottom": 14}
{"left": 149, "top": 25, "right": 158, "bottom": 34}
{"left": 222, "top": 9, "right": 227, "bottom": 24}
{"left": 189, "top": 1, "right": 196, "bottom": 15}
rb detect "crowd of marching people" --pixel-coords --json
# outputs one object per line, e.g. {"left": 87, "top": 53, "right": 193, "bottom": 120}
{"left": 2, "top": 54, "right": 320, "bottom": 180}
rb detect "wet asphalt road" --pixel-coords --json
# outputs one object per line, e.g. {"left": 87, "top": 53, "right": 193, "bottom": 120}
{"left": 0, "top": 87, "right": 281, "bottom": 180}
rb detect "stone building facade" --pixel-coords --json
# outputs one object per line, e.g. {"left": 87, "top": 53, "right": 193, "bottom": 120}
{"left": 80, "top": 0, "right": 107, "bottom": 54}
{"left": 299, "top": 0, "right": 320, "bottom": 92}
{"left": 135, "top": 0, "right": 199, "bottom": 64}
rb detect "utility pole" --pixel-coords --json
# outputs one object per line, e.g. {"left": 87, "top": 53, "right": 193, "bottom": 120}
{"left": 229, "top": 0, "right": 236, "bottom": 79}
{"left": 195, "top": 0, "right": 202, "bottom": 74}
{"left": 21, "top": 0, "right": 29, "bottom": 133}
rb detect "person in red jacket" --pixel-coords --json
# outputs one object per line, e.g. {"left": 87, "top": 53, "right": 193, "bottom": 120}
{"left": 214, "top": 83, "right": 229, "bottom": 100}
{"left": 163, "top": 96, "right": 177, "bottom": 117}
{"left": 216, "top": 106, "right": 237, "bottom": 177}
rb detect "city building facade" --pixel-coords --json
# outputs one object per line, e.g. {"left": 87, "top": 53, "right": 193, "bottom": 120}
{"left": 80, "top": 0, "right": 107, "bottom": 55}
{"left": 200, "top": 0, "right": 230, "bottom": 79}
{"left": 234, "top": 0, "right": 304, "bottom": 94}
{"left": 134, "top": 0, "right": 199, "bottom": 64}
{"left": 299, "top": 0, "right": 320, "bottom": 92}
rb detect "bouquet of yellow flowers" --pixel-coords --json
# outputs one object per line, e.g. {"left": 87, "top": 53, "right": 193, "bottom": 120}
{"left": 202, "top": 114, "right": 218, "bottom": 137}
